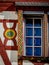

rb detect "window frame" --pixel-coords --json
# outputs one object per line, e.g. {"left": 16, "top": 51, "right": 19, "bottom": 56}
{"left": 23, "top": 17, "right": 43, "bottom": 57}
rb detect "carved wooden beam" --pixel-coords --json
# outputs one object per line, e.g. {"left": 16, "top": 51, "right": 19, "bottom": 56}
{"left": 18, "top": 10, "right": 23, "bottom": 56}
{"left": 18, "top": 10, "right": 23, "bottom": 65}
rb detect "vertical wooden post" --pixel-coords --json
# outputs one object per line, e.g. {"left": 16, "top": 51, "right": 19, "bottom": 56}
{"left": 43, "top": 14, "right": 48, "bottom": 57}
{"left": 18, "top": 10, "right": 23, "bottom": 65}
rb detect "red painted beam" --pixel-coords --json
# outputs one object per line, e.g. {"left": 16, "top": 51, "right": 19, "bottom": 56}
{"left": 0, "top": 39, "right": 11, "bottom": 65}
{"left": 6, "top": 4, "right": 16, "bottom": 11}
{"left": 0, "top": 0, "right": 49, "bottom": 2}
{"left": 0, "top": 6, "right": 13, "bottom": 12}
{"left": 0, "top": 3, "right": 13, "bottom": 7}
{"left": 0, "top": 3, "right": 16, "bottom": 11}
{"left": 5, "top": 46, "right": 18, "bottom": 50}
{"left": 16, "top": 6, "right": 49, "bottom": 12}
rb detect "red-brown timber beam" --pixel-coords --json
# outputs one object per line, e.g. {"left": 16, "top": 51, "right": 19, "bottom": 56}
{"left": 0, "top": 2, "right": 16, "bottom": 11}
{"left": 16, "top": 6, "right": 49, "bottom": 12}
{"left": 0, "top": 0, "right": 49, "bottom": 2}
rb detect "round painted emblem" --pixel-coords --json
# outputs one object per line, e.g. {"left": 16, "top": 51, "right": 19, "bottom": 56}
{"left": 4, "top": 29, "right": 16, "bottom": 39}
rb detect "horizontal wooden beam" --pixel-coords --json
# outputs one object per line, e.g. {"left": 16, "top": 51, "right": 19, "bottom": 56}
{"left": 0, "top": 3, "right": 13, "bottom": 7}
{"left": 16, "top": 6, "right": 49, "bottom": 12}
{"left": 5, "top": 46, "right": 18, "bottom": 50}
{"left": 0, "top": 2, "right": 16, "bottom": 11}
{"left": 18, "top": 56, "right": 49, "bottom": 63}
{"left": 0, "top": 0, "right": 49, "bottom": 2}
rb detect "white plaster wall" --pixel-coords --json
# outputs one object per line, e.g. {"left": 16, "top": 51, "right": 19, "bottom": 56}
{"left": 0, "top": 11, "right": 18, "bottom": 20}
{"left": 0, "top": 23, "right": 5, "bottom": 43}
{"left": 23, "top": 60, "right": 34, "bottom": 65}
{"left": 23, "top": 60, "right": 49, "bottom": 65}
{"left": 0, "top": 56, "right": 18, "bottom": 65}
{"left": 6, "top": 50, "right": 18, "bottom": 62}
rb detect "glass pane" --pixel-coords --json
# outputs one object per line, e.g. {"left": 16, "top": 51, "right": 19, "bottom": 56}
{"left": 26, "top": 28, "right": 33, "bottom": 36}
{"left": 26, "top": 19, "right": 33, "bottom": 26}
{"left": 26, "top": 47, "right": 33, "bottom": 56}
{"left": 34, "top": 19, "right": 41, "bottom": 27}
{"left": 26, "top": 37, "right": 33, "bottom": 46}
{"left": 34, "top": 28, "right": 41, "bottom": 36}
{"left": 34, "top": 38, "right": 41, "bottom": 46}
{"left": 34, "top": 47, "right": 41, "bottom": 56}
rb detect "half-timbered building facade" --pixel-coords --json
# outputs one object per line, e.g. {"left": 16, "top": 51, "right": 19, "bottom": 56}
{"left": 0, "top": 0, "right": 49, "bottom": 65}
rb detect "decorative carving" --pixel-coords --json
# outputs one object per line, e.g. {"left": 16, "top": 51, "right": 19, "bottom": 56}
{"left": 18, "top": 10, "right": 23, "bottom": 56}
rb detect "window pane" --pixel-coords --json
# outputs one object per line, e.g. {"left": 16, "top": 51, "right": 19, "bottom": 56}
{"left": 26, "top": 47, "right": 33, "bottom": 56}
{"left": 34, "top": 28, "right": 41, "bottom": 36}
{"left": 26, "top": 37, "right": 33, "bottom": 46}
{"left": 34, "top": 38, "right": 41, "bottom": 46}
{"left": 34, "top": 19, "right": 41, "bottom": 27}
{"left": 26, "top": 28, "right": 33, "bottom": 36}
{"left": 26, "top": 19, "right": 33, "bottom": 26}
{"left": 34, "top": 47, "right": 41, "bottom": 56}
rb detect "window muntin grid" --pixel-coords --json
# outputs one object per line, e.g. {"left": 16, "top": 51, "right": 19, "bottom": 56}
{"left": 24, "top": 18, "right": 42, "bottom": 57}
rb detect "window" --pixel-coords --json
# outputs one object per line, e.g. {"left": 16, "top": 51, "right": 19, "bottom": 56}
{"left": 24, "top": 18, "right": 42, "bottom": 57}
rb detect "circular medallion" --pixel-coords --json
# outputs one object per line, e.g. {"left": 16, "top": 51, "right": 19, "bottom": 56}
{"left": 4, "top": 29, "right": 16, "bottom": 39}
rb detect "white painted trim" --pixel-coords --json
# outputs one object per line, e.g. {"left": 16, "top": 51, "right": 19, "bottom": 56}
{"left": 23, "top": 11, "right": 44, "bottom": 15}
{"left": 23, "top": 19, "right": 26, "bottom": 56}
